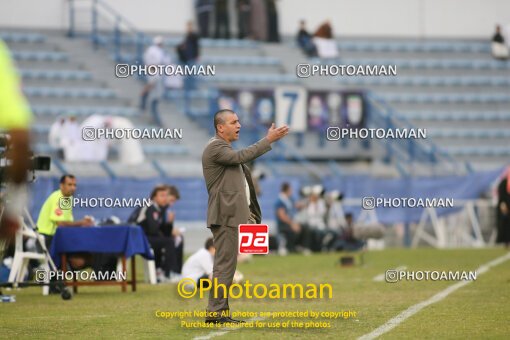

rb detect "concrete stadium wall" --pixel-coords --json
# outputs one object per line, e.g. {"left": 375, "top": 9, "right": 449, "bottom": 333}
{"left": 1, "top": 0, "right": 510, "bottom": 38}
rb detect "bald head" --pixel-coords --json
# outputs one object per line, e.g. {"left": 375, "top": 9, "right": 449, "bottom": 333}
{"left": 213, "top": 109, "right": 241, "bottom": 143}
{"left": 214, "top": 109, "right": 234, "bottom": 132}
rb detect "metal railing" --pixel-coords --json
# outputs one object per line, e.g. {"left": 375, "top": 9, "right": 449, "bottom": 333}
{"left": 68, "top": 0, "right": 148, "bottom": 63}
{"left": 365, "top": 92, "right": 470, "bottom": 176}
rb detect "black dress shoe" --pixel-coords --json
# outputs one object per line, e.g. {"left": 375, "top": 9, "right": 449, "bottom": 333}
{"left": 205, "top": 317, "right": 228, "bottom": 324}
{"left": 205, "top": 317, "right": 245, "bottom": 324}
{"left": 225, "top": 317, "right": 245, "bottom": 323}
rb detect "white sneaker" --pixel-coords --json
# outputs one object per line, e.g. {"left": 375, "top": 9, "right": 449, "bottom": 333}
{"left": 156, "top": 269, "right": 170, "bottom": 283}
{"left": 169, "top": 274, "right": 182, "bottom": 283}
{"left": 302, "top": 248, "right": 312, "bottom": 256}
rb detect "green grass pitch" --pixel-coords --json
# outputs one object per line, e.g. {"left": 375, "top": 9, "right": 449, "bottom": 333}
{"left": 1, "top": 248, "right": 509, "bottom": 339}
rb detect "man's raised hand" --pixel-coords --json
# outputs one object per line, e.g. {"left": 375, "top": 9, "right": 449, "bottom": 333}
{"left": 266, "top": 123, "right": 290, "bottom": 143}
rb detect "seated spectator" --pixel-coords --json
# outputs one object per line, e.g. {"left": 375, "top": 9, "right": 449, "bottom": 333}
{"left": 36, "top": 174, "right": 94, "bottom": 292}
{"left": 492, "top": 24, "right": 509, "bottom": 60}
{"left": 301, "top": 187, "right": 332, "bottom": 252}
{"left": 69, "top": 114, "right": 110, "bottom": 162}
{"left": 275, "top": 182, "right": 311, "bottom": 254}
{"left": 296, "top": 20, "right": 317, "bottom": 57}
{"left": 182, "top": 237, "right": 215, "bottom": 288}
{"left": 132, "top": 185, "right": 183, "bottom": 282}
{"left": 63, "top": 115, "right": 146, "bottom": 164}
{"left": 49, "top": 116, "right": 80, "bottom": 159}
{"left": 333, "top": 213, "right": 365, "bottom": 252}
{"left": 313, "top": 20, "right": 339, "bottom": 58}
{"left": 108, "top": 116, "right": 145, "bottom": 165}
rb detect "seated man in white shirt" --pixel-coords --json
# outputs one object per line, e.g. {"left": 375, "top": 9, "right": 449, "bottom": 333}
{"left": 182, "top": 238, "right": 215, "bottom": 288}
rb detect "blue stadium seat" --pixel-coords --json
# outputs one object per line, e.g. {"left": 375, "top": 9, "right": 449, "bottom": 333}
{"left": 201, "top": 73, "right": 296, "bottom": 84}
{"left": 31, "top": 106, "right": 139, "bottom": 116}
{"left": 32, "top": 124, "right": 156, "bottom": 134}
{"left": 427, "top": 129, "right": 510, "bottom": 138}
{"left": 0, "top": 32, "right": 45, "bottom": 43}
{"left": 33, "top": 143, "right": 189, "bottom": 156}
{"left": 443, "top": 146, "right": 510, "bottom": 156}
{"left": 12, "top": 51, "right": 68, "bottom": 62}
{"left": 94, "top": 34, "right": 259, "bottom": 49}
{"left": 23, "top": 87, "right": 116, "bottom": 99}
{"left": 142, "top": 144, "right": 189, "bottom": 155}
{"left": 201, "top": 55, "right": 280, "bottom": 66}
{"left": 402, "top": 111, "right": 510, "bottom": 121}
{"left": 20, "top": 69, "right": 92, "bottom": 80}
{"left": 335, "top": 58, "right": 510, "bottom": 70}
{"left": 165, "top": 89, "right": 216, "bottom": 100}
{"left": 376, "top": 93, "right": 510, "bottom": 104}
{"left": 339, "top": 75, "right": 510, "bottom": 87}
{"left": 337, "top": 40, "right": 490, "bottom": 53}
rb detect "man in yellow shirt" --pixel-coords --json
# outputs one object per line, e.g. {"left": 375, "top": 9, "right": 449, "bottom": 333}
{"left": 37, "top": 175, "right": 94, "bottom": 257}
{"left": 0, "top": 39, "right": 32, "bottom": 240}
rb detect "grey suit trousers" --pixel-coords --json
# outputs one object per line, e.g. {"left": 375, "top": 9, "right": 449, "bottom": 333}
{"left": 206, "top": 212, "right": 256, "bottom": 316}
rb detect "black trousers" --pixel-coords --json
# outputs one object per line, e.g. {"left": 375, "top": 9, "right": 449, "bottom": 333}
{"left": 40, "top": 234, "right": 53, "bottom": 253}
{"left": 279, "top": 224, "right": 311, "bottom": 252}
{"left": 214, "top": 10, "right": 230, "bottom": 39}
{"left": 197, "top": 12, "right": 211, "bottom": 38}
{"left": 147, "top": 236, "right": 183, "bottom": 276}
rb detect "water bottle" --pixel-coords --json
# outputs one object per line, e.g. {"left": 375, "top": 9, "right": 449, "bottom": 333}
{"left": 1, "top": 295, "right": 16, "bottom": 303}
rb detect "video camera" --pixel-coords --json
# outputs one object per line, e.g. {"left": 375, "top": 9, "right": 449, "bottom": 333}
{"left": 0, "top": 133, "right": 51, "bottom": 186}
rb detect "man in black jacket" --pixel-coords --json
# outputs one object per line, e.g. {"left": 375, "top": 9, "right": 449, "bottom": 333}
{"left": 135, "top": 185, "right": 180, "bottom": 282}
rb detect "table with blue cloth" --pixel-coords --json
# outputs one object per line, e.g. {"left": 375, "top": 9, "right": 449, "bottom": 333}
{"left": 50, "top": 225, "right": 154, "bottom": 293}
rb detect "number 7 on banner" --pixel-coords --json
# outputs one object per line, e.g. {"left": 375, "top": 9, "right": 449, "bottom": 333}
{"left": 275, "top": 86, "right": 307, "bottom": 132}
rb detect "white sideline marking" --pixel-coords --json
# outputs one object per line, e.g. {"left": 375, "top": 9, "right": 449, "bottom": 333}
{"left": 193, "top": 317, "right": 265, "bottom": 340}
{"left": 359, "top": 252, "right": 510, "bottom": 340}
{"left": 373, "top": 266, "right": 407, "bottom": 282}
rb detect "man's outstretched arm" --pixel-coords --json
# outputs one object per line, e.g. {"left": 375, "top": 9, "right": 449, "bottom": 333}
{"left": 212, "top": 124, "right": 289, "bottom": 166}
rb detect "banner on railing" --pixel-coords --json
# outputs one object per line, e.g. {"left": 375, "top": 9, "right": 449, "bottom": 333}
{"left": 217, "top": 87, "right": 365, "bottom": 132}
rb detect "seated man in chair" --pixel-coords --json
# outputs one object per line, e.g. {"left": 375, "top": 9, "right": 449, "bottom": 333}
{"left": 132, "top": 185, "right": 183, "bottom": 282}
{"left": 37, "top": 174, "right": 95, "bottom": 270}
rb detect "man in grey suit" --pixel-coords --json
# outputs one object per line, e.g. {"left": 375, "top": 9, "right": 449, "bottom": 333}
{"left": 202, "top": 109, "right": 289, "bottom": 323}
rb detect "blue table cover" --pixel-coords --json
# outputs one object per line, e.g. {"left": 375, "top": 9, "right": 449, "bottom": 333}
{"left": 50, "top": 225, "right": 154, "bottom": 267}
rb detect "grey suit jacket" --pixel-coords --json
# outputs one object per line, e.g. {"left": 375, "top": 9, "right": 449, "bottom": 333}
{"left": 202, "top": 135, "right": 272, "bottom": 228}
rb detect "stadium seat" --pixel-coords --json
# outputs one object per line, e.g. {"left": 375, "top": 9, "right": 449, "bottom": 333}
{"left": 23, "top": 87, "right": 116, "bottom": 99}
{"left": 401, "top": 111, "right": 510, "bottom": 121}
{"left": 12, "top": 51, "right": 68, "bottom": 62}
{"left": 142, "top": 144, "right": 189, "bottom": 156}
{"left": 201, "top": 55, "right": 280, "bottom": 66}
{"left": 201, "top": 73, "right": 296, "bottom": 84}
{"left": 0, "top": 32, "right": 45, "bottom": 43}
{"left": 337, "top": 40, "right": 490, "bottom": 53}
{"left": 31, "top": 106, "right": 140, "bottom": 117}
{"left": 20, "top": 69, "right": 92, "bottom": 80}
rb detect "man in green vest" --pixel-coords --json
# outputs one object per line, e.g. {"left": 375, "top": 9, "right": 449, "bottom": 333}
{"left": 37, "top": 174, "right": 94, "bottom": 268}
